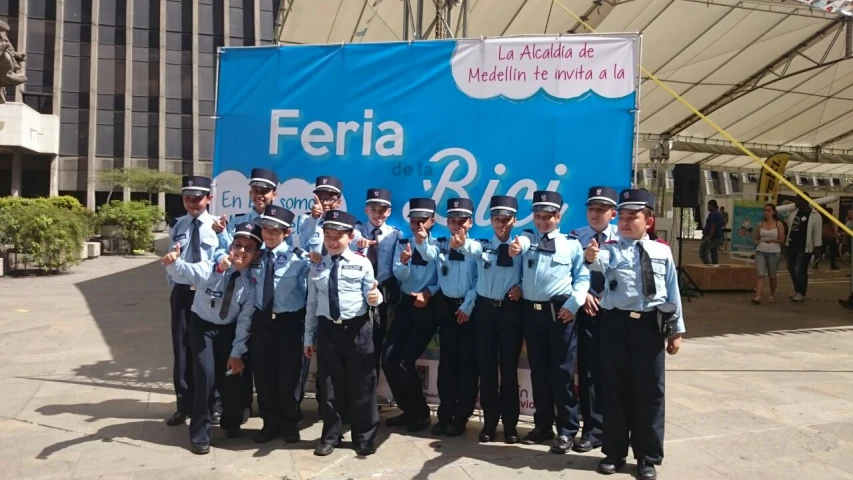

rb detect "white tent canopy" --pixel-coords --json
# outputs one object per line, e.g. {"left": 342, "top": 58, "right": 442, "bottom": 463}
{"left": 275, "top": 0, "right": 853, "bottom": 175}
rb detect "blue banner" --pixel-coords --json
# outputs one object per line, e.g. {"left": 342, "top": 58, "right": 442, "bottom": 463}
{"left": 213, "top": 36, "right": 638, "bottom": 239}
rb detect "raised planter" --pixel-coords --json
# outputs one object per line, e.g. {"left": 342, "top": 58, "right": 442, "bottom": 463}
{"left": 100, "top": 225, "right": 122, "bottom": 238}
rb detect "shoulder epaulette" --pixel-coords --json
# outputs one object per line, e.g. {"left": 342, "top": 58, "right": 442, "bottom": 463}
{"left": 565, "top": 232, "right": 578, "bottom": 240}
{"left": 655, "top": 238, "right": 670, "bottom": 247}
{"left": 522, "top": 228, "right": 534, "bottom": 234}
{"left": 293, "top": 247, "right": 305, "bottom": 258}
{"left": 569, "top": 230, "right": 578, "bottom": 236}
{"left": 437, "top": 237, "right": 448, "bottom": 242}
{"left": 603, "top": 240, "right": 618, "bottom": 245}
{"left": 391, "top": 226, "right": 401, "bottom": 231}
{"left": 398, "top": 238, "right": 409, "bottom": 245}
{"left": 478, "top": 238, "right": 489, "bottom": 243}
{"left": 354, "top": 251, "right": 366, "bottom": 257}
{"left": 355, "top": 220, "right": 363, "bottom": 226}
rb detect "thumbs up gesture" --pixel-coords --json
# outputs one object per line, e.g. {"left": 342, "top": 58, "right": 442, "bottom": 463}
{"left": 449, "top": 226, "right": 467, "bottom": 249}
{"left": 584, "top": 238, "right": 600, "bottom": 263}
{"left": 311, "top": 194, "right": 324, "bottom": 219}
{"left": 508, "top": 235, "right": 522, "bottom": 257}
{"left": 400, "top": 243, "right": 413, "bottom": 265}
{"left": 211, "top": 214, "right": 227, "bottom": 233}
{"left": 218, "top": 251, "right": 233, "bottom": 272}
{"left": 367, "top": 281, "right": 380, "bottom": 305}
{"left": 162, "top": 243, "right": 181, "bottom": 266}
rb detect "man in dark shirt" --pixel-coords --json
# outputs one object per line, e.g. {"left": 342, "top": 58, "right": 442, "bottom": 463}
{"left": 786, "top": 195, "right": 818, "bottom": 302}
{"left": 699, "top": 200, "right": 724, "bottom": 265}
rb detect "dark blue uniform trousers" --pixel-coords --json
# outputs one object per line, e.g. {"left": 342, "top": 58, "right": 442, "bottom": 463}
{"left": 600, "top": 309, "right": 665, "bottom": 465}
{"left": 252, "top": 309, "right": 307, "bottom": 437}
{"left": 474, "top": 296, "right": 524, "bottom": 430}
{"left": 576, "top": 308, "right": 604, "bottom": 445}
{"left": 170, "top": 285, "right": 197, "bottom": 415}
{"left": 436, "top": 297, "right": 479, "bottom": 425}
{"left": 317, "top": 314, "right": 378, "bottom": 445}
{"left": 187, "top": 314, "right": 245, "bottom": 446}
{"left": 382, "top": 294, "right": 438, "bottom": 421}
{"left": 523, "top": 301, "right": 580, "bottom": 438}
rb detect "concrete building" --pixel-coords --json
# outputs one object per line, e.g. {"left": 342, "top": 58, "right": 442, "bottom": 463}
{"left": 0, "top": 0, "right": 279, "bottom": 213}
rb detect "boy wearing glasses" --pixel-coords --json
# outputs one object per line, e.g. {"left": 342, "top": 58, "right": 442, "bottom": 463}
{"left": 250, "top": 206, "right": 312, "bottom": 445}
{"left": 161, "top": 222, "right": 263, "bottom": 455}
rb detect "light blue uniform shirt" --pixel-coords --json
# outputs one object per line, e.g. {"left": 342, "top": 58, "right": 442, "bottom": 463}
{"left": 218, "top": 208, "right": 294, "bottom": 250}
{"left": 351, "top": 221, "right": 403, "bottom": 284}
{"left": 393, "top": 236, "right": 441, "bottom": 296}
{"left": 515, "top": 228, "right": 590, "bottom": 314}
{"left": 165, "top": 259, "right": 255, "bottom": 358}
{"left": 167, "top": 212, "right": 223, "bottom": 287}
{"left": 456, "top": 235, "right": 522, "bottom": 301}
{"left": 300, "top": 215, "right": 363, "bottom": 254}
{"left": 571, "top": 224, "right": 619, "bottom": 296}
{"left": 588, "top": 235, "right": 685, "bottom": 334}
{"left": 434, "top": 238, "right": 479, "bottom": 315}
{"left": 250, "top": 242, "right": 310, "bottom": 312}
{"left": 304, "top": 249, "right": 383, "bottom": 346}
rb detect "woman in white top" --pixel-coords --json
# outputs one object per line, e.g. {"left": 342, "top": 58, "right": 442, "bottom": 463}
{"left": 752, "top": 203, "right": 785, "bottom": 304}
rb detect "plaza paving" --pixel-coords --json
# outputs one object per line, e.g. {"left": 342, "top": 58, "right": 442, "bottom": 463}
{"left": 1, "top": 243, "right": 852, "bottom": 479}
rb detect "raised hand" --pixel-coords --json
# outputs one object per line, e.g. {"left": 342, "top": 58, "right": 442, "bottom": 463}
{"left": 414, "top": 223, "right": 428, "bottom": 243}
{"left": 218, "top": 251, "right": 233, "bottom": 272}
{"left": 309, "top": 251, "right": 322, "bottom": 264}
{"left": 357, "top": 237, "right": 377, "bottom": 249}
{"left": 367, "top": 281, "right": 380, "bottom": 305}
{"left": 162, "top": 243, "right": 181, "bottom": 266}
{"left": 400, "top": 243, "right": 412, "bottom": 265}
{"left": 508, "top": 235, "right": 522, "bottom": 257}
{"left": 311, "top": 194, "right": 324, "bottom": 219}
{"left": 211, "top": 214, "right": 227, "bottom": 233}
{"left": 584, "top": 237, "right": 599, "bottom": 263}
{"left": 449, "top": 226, "right": 467, "bottom": 249}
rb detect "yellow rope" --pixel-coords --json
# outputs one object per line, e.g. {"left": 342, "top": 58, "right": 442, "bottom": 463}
{"left": 550, "top": 0, "right": 853, "bottom": 237}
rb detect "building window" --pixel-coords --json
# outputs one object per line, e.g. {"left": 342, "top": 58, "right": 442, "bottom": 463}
{"left": 133, "top": 0, "right": 159, "bottom": 30}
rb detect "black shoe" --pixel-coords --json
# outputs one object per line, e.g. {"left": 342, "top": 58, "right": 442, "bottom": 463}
{"left": 283, "top": 433, "right": 301, "bottom": 444}
{"left": 225, "top": 428, "right": 241, "bottom": 439}
{"left": 504, "top": 428, "right": 519, "bottom": 444}
{"left": 479, "top": 428, "right": 496, "bottom": 443}
{"left": 211, "top": 410, "right": 222, "bottom": 426}
{"left": 549, "top": 435, "right": 573, "bottom": 454}
{"left": 572, "top": 437, "right": 601, "bottom": 453}
{"left": 254, "top": 428, "right": 279, "bottom": 444}
{"left": 241, "top": 407, "right": 251, "bottom": 425}
{"left": 446, "top": 420, "right": 466, "bottom": 437}
{"left": 597, "top": 458, "right": 626, "bottom": 475}
{"left": 385, "top": 413, "right": 408, "bottom": 427}
{"left": 355, "top": 441, "right": 377, "bottom": 456}
{"left": 431, "top": 421, "right": 450, "bottom": 436}
{"left": 521, "top": 427, "right": 554, "bottom": 445}
{"left": 407, "top": 416, "right": 431, "bottom": 433}
{"left": 190, "top": 443, "right": 210, "bottom": 455}
{"left": 637, "top": 460, "right": 657, "bottom": 480}
{"left": 314, "top": 443, "right": 335, "bottom": 456}
{"left": 166, "top": 412, "right": 188, "bottom": 426}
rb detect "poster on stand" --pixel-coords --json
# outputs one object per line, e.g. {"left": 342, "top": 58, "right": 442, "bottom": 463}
{"left": 213, "top": 35, "right": 640, "bottom": 414}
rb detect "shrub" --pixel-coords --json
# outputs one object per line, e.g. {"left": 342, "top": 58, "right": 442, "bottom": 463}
{"left": 0, "top": 199, "right": 86, "bottom": 272}
{"left": 97, "top": 200, "right": 163, "bottom": 252}
{"left": 0, "top": 196, "right": 97, "bottom": 238}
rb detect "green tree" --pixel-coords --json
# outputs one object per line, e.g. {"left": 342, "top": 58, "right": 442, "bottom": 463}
{"left": 98, "top": 167, "right": 182, "bottom": 203}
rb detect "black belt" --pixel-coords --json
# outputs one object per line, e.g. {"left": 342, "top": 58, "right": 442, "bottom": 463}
{"left": 270, "top": 310, "right": 304, "bottom": 320}
{"left": 445, "top": 296, "right": 464, "bottom": 305}
{"left": 476, "top": 295, "right": 510, "bottom": 307}
{"left": 611, "top": 308, "right": 655, "bottom": 320}
{"left": 173, "top": 283, "right": 197, "bottom": 291}
{"left": 320, "top": 313, "right": 369, "bottom": 326}
{"left": 524, "top": 299, "right": 553, "bottom": 311}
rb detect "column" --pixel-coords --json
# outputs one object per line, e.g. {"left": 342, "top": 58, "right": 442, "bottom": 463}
{"left": 124, "top": 0, "right": 134, "bottom": 202}
{"left": 15, "top": 0, "right": 28, "bottom": 102}
{"left": 87, "top": 0, "right": 101, "bottom": 210}
{"left": 51, "top": 0, "right": 66, "bottom": 198}
{"left": 158, "top": 0, "right": 167, "bottom": 209}
{"left": 253, "top": 0, "right": 261, "bottom": 44}
{"left": 11, "top": 153, "right": 22, "bottom": 197}
{"left": 192, "top": 0, "right": 200, "bottom": 181}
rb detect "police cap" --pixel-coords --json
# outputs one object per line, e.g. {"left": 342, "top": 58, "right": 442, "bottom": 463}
{"left": 617, "top": 189, "right": 655, "bottom": 211}
{"left": 322, "top": 210, "right": 357, "bottom": 231}
{"left": 532, "top": 190, "right": 562, "bottom": 213}
{"left": 258, "top": 205, "right": 295, "bottom": 229}
{"left": 446, "top": 198, "right": 474, "bottom": 218}
{"left": 181, "top": 176, "right": 212, "bottom": 197}
{"left": 248, "top": 168, "right": 279, "bottom": 189}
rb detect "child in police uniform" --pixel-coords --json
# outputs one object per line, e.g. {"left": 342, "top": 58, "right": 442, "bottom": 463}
{"left": 304, "top": 210, "right": 383, "bottom": 457}
{"left": 584, "top": 189, "right": 685, "bottom": 480}
{"left": 162, "top": 222, "right": 262, "bottom": 454}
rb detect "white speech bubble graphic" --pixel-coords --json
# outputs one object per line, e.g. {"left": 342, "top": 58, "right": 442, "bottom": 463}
{"left": 450, "top": 36, "right": 637, "bottom": 101}
{"left": 213, "top": 170, "right": 348, "bottom": 219}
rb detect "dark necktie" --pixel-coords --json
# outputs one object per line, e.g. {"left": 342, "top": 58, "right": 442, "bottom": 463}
{"left": 496, "top": 243, "right": 513, "bottom": 267}
{"left": 637, "top": 242, "right": 657, "bottom": 299}
{"left": 449, "top": 247, "right": 465, "bottom": 261}
{"left": 367, "top": 227, "right": 381, "bottom": 273}
{"left": 411, "top": 248, "right": 428, "bottom": 266}
{"left": 329, "top": 254, "right": 341, "bottom": 320}
{"left": 590, "top": 233, "right": 605, "bottom": 293}
{"left": 219, "top": 271, "right": 240, "bottom": 320}
{"left": 190, "top": 218, "right": 201, "bottom": 263}
{"left": 263, "top": 251, "right": 275, "bottom": 314}
{"left": 538, "top": 234, "right": 556, "bottom": 253}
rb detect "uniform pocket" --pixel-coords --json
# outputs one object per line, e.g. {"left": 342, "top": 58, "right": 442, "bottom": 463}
{"left": 652, "top": 262, "right": 666, "bottom": 276}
